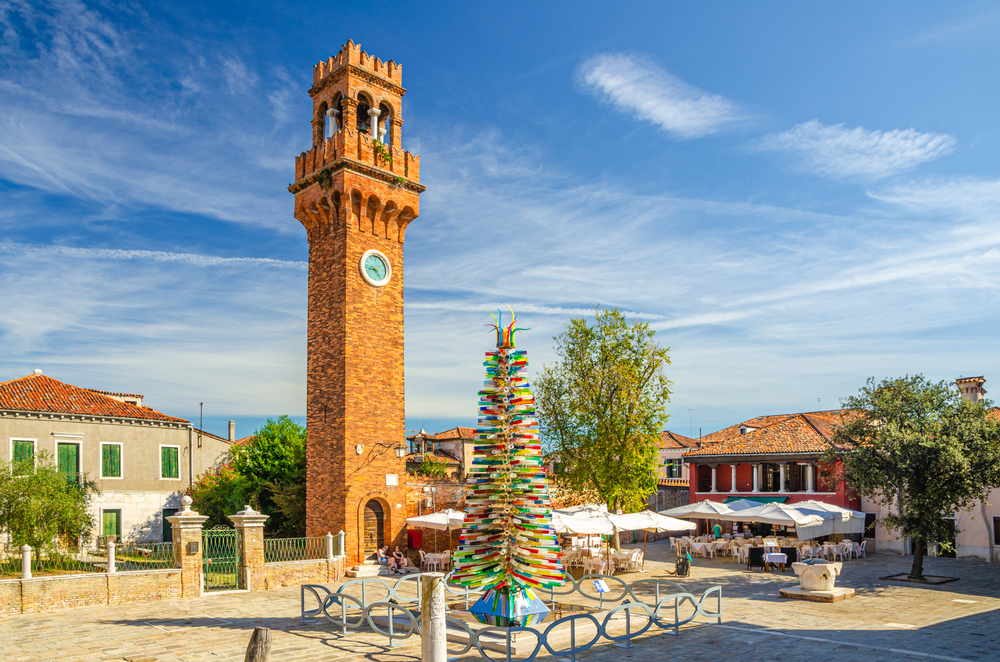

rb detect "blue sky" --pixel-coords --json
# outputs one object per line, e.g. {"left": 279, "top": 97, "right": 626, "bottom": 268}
{"left": 2, "top": 1, "right": 1000, "bottom": 440}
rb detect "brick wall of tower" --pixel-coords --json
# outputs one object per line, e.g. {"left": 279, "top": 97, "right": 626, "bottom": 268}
{"left": 294, "top": 42, "right": 423, "bottom": 565}
{"left": 297, "top": 170, "right": 419, "bottom": 564}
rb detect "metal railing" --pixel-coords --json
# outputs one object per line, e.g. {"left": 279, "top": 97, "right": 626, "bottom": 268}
{"left": 0, "top": 546, "right": 24, "bottom": 578}
{"left": 1, "top": 541, "right": 177, "bottom": 577}
{"left": 301, "top": 572, "right": 722, "bottom": 661}
{"left": 264, "top": 536, "right": 329, "bottom": 563}
{"left": 114, "top": 542, "right": 175, "bottom": 572}
{"left": 1, "top": 545, "right": 105, "bottom": 576}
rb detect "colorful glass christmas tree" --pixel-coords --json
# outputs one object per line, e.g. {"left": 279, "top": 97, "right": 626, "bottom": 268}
{"left": 451, "top": 310, "right": 565, "bottom": 626}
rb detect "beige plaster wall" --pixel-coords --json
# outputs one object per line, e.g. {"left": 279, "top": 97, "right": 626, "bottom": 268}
{"left": 2, "top": 415, "right": 232, "bottom": 542}
{"left": 1, "top": 416, "right": 229, "bottom": 490}
{"left": 861, "top": 494, "right": 1000, "bottom": 561}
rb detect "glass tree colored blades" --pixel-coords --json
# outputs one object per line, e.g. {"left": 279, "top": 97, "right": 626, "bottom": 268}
{"left": 452, "top": 311, "right": 565, "bottom": 617}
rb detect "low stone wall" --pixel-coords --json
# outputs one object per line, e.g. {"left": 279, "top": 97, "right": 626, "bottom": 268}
{"left": 0, "top": 569, "right": 181, "bottom": 615}
{"left": 0, "top": 580, "right": 21, "bottom": 616}
{"left": 262, "top": 558, "right": 344, "bottom": 590}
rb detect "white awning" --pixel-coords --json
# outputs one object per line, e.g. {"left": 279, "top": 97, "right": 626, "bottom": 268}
{"left": 610, "top": 510, "right": 696, "bottom": 533}
{"left": 658, "top": 499, "right": 734, "bottom": 519}
{"left": 405, "top": 509, "right": 465, "bottom": 531}
{"left": 717, "top": 502, "right": 837, "bottom": 539}
{"left": 793, "top": 500, "right": 866, "bottom": 534}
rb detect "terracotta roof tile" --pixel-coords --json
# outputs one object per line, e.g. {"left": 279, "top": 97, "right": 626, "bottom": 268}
{"left": 405, "top": 451, "right": 460, "bottom": 464}
{"left": 684, "top": 410, "right": 851, "bottom": 457}
{"left": 658, "top": 430, "right": 699, "bottom": 449}
{"left": 406, "top": 426, "right": 476, "bottom": 441}
{"left": 0, "top": 374, "right": 187, "bottom": 423}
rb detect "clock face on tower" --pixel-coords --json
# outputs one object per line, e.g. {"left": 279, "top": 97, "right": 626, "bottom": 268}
{"left": 359, "top": 249, "right": 392, "bottom": 287}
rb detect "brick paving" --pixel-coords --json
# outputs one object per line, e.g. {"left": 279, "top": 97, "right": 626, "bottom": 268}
{"left": 3, "top": 541, "right": 999, "bottom": 662}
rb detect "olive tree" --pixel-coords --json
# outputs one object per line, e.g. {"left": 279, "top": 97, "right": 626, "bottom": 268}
{"left": 826, "top": 375, "right": 1000, "bottom": 579}
{"left": 0, "top": 451, "right": 99, "bottom": 559}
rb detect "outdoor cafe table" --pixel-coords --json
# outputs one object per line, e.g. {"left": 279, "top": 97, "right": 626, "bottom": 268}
{"left": 689, "top": 541, "right": 721, "bottom": 558}
{"left": 424, "top": 552, "right": 450, "bottom": 571}
{"left": 763, "top": 552, "right": 787, "bottom": 572}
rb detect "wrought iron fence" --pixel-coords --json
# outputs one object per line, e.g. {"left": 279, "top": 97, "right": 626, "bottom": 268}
{"left": 114, "top": 542, "right": 175, "bottom": 571}
{"left": 264, "top": 536, "right": 328, "bottom": 563}
{"left": 0, "top": 546, "right": 23, "bottom": 578}
{"left": 0, "top": 545, "right": 106, "bottom": 575}
{"left": 300, "top": 572, "right": 722, "bottom": 661}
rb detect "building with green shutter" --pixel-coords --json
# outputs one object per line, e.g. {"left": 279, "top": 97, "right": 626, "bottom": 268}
{"left": 1, "top": 370, "right": 233, "bottom": 544}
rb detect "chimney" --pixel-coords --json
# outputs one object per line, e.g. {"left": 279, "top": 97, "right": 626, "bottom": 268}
{"left": 228, "top": 420, "right": 236, "bottom": 442}
{"left": 956, "top": 376, "right": 987, "bottom": 404}
{"left": 33, "top": 369, "right": 42, "bottom": 375}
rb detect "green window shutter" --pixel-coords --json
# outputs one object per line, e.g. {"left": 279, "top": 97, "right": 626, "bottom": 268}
{"left": 57, "top": 443, "right": 79, "bottom": 484}
{"left": 102, "top": 444, "right": 121, "bottom": 478}
{"left": 13, "top": 440, "right": 33, "bottom": 463}
{"left": 162, "top": 447, "right": 179, "bottom": 479}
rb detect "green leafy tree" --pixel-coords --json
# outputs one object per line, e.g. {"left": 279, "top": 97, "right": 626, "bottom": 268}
{"left": 418, "top": 455, "right": 447, "bottom": 477}
{"left": 0, "top": 451, "right": 99, "bottom": 560}
{"left": 189, "top": 416, "right": 307, "bottom": 536}
{"left": 187, "top": 463, "right": 254, "bottom": 530}
{"left": 536, "top": 307, "right": 672, "bottom": 545}
{"left": 826, "top": 375, "right": 1000, "bottom": 579}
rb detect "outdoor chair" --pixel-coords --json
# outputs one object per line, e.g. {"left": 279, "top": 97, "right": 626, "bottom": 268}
{"left": 747, "top": 546, "right": 766, "bottom": 571}
{"left": 857, "top": 540, "right": 868, "bottom": 558}
{"left": 420, "top": 550, "right": 443, "bottom": 572}
{"left": 780, "top": 547, "right": 798, "bottom": 564}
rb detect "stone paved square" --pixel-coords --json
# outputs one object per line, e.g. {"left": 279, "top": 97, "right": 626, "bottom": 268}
{"left": 3, "top": 542, "right": 999, "bottom": 662}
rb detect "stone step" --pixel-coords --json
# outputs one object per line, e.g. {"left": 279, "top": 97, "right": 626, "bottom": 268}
{"left": 345, "top": 564, "right": 420, "bottom": 578}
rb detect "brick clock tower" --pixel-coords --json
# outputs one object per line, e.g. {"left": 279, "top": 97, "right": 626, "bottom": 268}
{"left": 289, "top": 40, "right": 424, "bottom": 564}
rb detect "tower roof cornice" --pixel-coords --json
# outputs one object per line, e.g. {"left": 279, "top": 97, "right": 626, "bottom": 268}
{"left": 287, "top": 156, "right": 426, "bottom": 195}
{"left": 310, "top": 65, "right": 406, "bottom": 99}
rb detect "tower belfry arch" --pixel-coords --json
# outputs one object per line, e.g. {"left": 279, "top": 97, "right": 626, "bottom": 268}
{"left": 289, "top": 39, "right": 424, "bottom": 564}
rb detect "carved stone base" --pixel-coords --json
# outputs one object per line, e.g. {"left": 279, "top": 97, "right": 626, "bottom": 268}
{"left": 779, "top": 586, "right": 855, "bottom": 602}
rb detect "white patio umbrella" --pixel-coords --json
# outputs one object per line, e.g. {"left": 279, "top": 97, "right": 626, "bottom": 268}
{"left": 793, "top": 500, "right": 866, "bottom": 535}
{"left": 610, "top": 510, "right": 696, "bottom": 569}
{"left": 551, "top": 511, "right": 616, "bottom": 535}
{"left": 405, "top": 509, "right": 465, "bottom": 531}
{"left": 405, "top": 508, "right": 465, "bottom": 552}
{"left": 725, "top": 498, "right": 768, "bottom": 511}
{"left": 610, "top": 510, "right": 696, "bottom": 533}
{"left": 717, "top": 502, "right": 836, "bottom": 539}
{"left": 658, "top": 499, "right": 734, "bottom": 519}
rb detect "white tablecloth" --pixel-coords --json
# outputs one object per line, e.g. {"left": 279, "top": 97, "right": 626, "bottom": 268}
{"left": 424, "top": 553, "right": 450, "bottom": 569}
{"left": 763, "top": 553, "right": 787, "bottom": 565}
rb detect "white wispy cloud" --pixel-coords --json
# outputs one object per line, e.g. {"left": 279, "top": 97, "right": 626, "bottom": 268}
{"left": 401, "top": 127, "right": 1000, "bottom": 432}
{"left": 0, "top": 243, "right": 307, "bottom": 417}
{"left": 754, "top": 119, "right": 956, "bottom": 181}
{"left": 0, "top": 243, "right": 307, "bottom": 269}
{"left": 578, "top": 53, "right": 742, "bottom": 139}
{"left": 221, "top": 56, "right": 258, "bottom": 95}
{"left": 869, "top": 176, "right": 1000, "bottom": 219}
{"left": 0, "top": 0, "right": 306, "bottom": 231}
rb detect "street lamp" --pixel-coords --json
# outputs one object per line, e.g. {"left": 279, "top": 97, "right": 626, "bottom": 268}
{"left": 395, "top": 443, "right": 406, "bottom": 459}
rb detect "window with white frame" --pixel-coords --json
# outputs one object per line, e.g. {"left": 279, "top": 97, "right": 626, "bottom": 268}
{"left": 159, "top": 445, "right": 180, "bottom": 480}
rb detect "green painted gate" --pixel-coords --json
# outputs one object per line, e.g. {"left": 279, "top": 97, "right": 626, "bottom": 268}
{"left": 203, "top": 526, "right": 240, "bottom": 592}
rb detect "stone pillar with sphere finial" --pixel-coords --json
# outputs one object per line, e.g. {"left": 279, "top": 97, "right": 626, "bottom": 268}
{"left": 166, "top": 495, "right": 209, "bottom": 597}
{"left": 229, "top": 505, "right": 269, "bottom": 591}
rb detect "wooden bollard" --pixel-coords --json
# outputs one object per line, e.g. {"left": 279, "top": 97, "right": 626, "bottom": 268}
{"left": 244, "top": 627, "right": 272, "bottom": 662}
